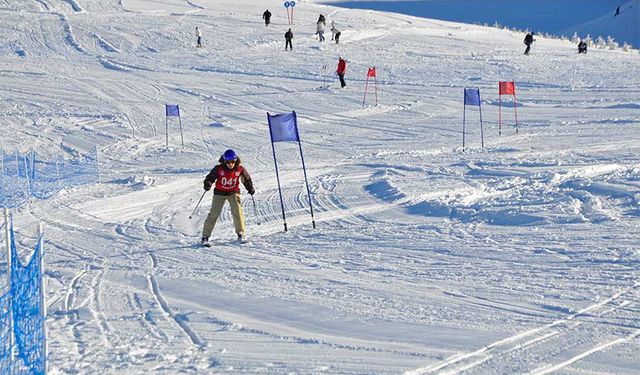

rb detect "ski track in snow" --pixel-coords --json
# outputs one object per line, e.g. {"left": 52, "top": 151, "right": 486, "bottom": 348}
{"left": 2, "top": 0, "right": 639, "bottom": 373}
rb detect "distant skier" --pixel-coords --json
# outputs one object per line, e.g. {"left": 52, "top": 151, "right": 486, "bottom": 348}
{"left": 316, "top": 19, "right": 326, "bottom": 42}
{"left": 337, "top": 56, "right": 347, "bottom": 88}
{"left": 578, "top": 39, "right": 588, "bottom": 54}
{"left": 285, "top": 28, "right": 293, "bottom": 51}
{"left": 523, "top": 32, "right": 535, "bottom": 55}
{"left": 331, "top": 21, "right": 341, "bottom": 44}
{"left": 201, "top": 149, "right": 255, "bottom": 247}
{"left": 196, "top": 27, "right": 202, "bottom": 48}
{"left": 263, "top": 9, "right": 271, "bottom": 26}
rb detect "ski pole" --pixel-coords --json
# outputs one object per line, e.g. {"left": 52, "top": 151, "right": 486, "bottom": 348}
{"left": 251, "top": 195, "right": 260, "bottom": 225}
{"left": 189, "top": 190, "right": 207, "bottom": 219}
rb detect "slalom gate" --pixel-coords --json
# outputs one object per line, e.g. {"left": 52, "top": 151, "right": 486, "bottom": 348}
{"left": 1, "top": 212, "right": 46, "bottom": 374}
{"left": 0, "top": 147, "right": 100, "bottom": 209}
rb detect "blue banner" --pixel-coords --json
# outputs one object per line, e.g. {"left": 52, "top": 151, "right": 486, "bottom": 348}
{"left": 267, "top": 112, "right": 300, "bottom": 143}
{"left": 464, "top": 88, "right": 481, "bottom": 106}
{"left": 165, "top": 104, "right": 180, "bottom": 117}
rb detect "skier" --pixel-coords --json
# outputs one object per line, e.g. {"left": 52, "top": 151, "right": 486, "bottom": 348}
{"left": 578, "top": 39, "right": 588, "bottom": 54}
{"left": 523, "top": 32, "right": 535, "bottom": 55}
{"left": 316, "top": 19, "right": 325, "bottom": 42}
{"left": 285, "top": 28, "right": 293, "bottom": 51}
{"left": 196, "top": 26, "right": 202, "bottom": 48}
{"left": 336, "top": 56, "right": 347, "bottom": 88}
{"left": 263, "top": 9, "right": 271, "bottom": 26}
{"left": 201, "top": 149, "right": 255, "bottom": 246}
{"left": 331, "top": 21, "right": 341, "bottom": 44}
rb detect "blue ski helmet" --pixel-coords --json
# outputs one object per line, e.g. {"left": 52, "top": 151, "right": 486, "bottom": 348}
{"left": 223, "top": 149, "right": 237, "bottom": 161}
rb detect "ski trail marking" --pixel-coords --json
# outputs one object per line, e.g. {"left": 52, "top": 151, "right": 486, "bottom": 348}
{"left": 528, "top": 329, "right": 640, "bottom": 375}
{"left": 404, "top": 289, "right": 630, "bottom": 375}
{"left": 64, "top": 269, "right": 87, "bottom": 313}
{"left": 147, "top": 274, "right": 204, "bottom": 348}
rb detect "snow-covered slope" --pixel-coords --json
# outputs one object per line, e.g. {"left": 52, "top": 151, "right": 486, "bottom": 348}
{"left": 326, "top": 0, "right": 640, "bottom": 47}
{"left": 1, "top": 0, "right": 639, "bottom": 373}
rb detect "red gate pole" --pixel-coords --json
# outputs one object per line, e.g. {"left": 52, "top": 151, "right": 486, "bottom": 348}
{"left": 374, "top": 70, "right": 378, "bottom": 106}
{"left": 362, "top": 75, "right": 369, "bottom": 107}
{"left": 498, "top": 94, "right": 502, "bottom": 135}
{"left": 513, "top": 92, "right": 519, "bottom": 134}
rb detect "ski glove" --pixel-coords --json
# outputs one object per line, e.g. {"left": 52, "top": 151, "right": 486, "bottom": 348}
{"left": 248, "top": 188, "right": 255, "bottom": 195}
{"left": 204, "top": 181, "right": 212, "bottom": 191}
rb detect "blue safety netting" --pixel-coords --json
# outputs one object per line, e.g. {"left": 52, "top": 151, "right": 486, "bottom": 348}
{"left": 0, "top": 226, "right": 10, "bottom": 374}
{"left": 1, "top": 151, "right": 30, "bottom": 209}
{"left": 1, "top": 147, "right": 99, "bottom": 207}
{"left": 10, "top": 225, "right": 45, "bottom": 375}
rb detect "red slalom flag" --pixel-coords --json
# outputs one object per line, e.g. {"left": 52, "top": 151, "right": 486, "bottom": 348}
{"left": 367, "top": 67, "right": 376, "bottom": 77}
{"left": 499, "top": 81, "right": 515, "bottom": 95}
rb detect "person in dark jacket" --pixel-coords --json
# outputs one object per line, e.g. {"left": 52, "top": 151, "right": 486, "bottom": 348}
{"left": 196, "top": 26, "right": 202, "bottom": 48}
{"left": 331, "top": 21, "right": 341, "bottom": 44}
{"left": 263, "top": 9, "right": 271, "bottom": 26}
{"left": 201, "top": 149, "right": 254, "bottom": 246}
{"left": 523, "top": 32, "right": 535, "bottom": 55}
{"left": 578, "top": 39, "right": 587, "bottom": 54}
{"left": 285, "top": 28, "right": 293, "bottom": 50}
{"left": 336, "top": 56, "right": 347, "bottom": 88}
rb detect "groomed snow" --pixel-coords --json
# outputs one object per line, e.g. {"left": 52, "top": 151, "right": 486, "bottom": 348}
{"left": 1, "top": 0, "right": 639, "bottom": 373}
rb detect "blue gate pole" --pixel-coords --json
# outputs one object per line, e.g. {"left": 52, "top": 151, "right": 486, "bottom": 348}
{"left": 267, "top": 113, "right": 288, "bottom": 232}
{"left": 462, "top": 100, "right": 466, "bottom": 151}
{"left": 178, "top": 106, "right": 184, "bottom": 148}
{"left": 479, "top": 93, "right": 484, "bottom": 149}
{"left": 293, "top": 112, "right": 316, "bottom": 229}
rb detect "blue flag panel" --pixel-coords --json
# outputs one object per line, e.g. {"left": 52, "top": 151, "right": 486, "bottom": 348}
{"left": 165, "top": 104, "right": 180, "bottom": 117}
{"left": 464, "top": 88, "right": 481, "bottom": 106}
{"left": 267, "top": 112, "right": 300, "bottom": 143}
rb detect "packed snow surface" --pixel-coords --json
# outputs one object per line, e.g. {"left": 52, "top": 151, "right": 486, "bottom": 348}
{"left": 1, "top": 0, "right": 639, "bottom": 373}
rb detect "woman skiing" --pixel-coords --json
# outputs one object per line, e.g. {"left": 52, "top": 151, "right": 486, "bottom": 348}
{"left": 201, "top": 149, "right": 255, "bottom": 246}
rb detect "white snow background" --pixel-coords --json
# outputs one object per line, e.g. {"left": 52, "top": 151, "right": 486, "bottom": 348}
{"left": 1, "top": 0, "right": 639, "bottom": 374}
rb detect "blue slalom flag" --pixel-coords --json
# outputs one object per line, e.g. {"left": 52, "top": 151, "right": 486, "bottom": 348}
{"left": 267, "top": 111, "right": 300, "bottom": 143}
{"left": 165, "top": 104, "right": 180, "bottom": 117}
{"left": 464, "top": 88, "right": 481, "bottom": 106}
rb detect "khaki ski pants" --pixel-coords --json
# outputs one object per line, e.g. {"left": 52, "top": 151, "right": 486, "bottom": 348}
{"left": 202, "top": 193, "right": 245, "bottom": 238}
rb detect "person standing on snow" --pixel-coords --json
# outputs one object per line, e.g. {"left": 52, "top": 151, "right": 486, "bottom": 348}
{"left": 523, "top": 32, "right": 535, "bottom": 55}
{"left": 285, "top": 28, "right": 293, "bottom": 51}
{"left": 336, "top": 56, "right": 347, "bottom": 88}
{"left": 263, "top": 9, "right": 272, "bottom": 26}
{"left": 201, "top": 149, "right": 255, "bottom": 246}
{"left": 331, "top": 21, "right": 341, "bottom": 44}
{"left": 578, "top": 39, "right": 587, "bottom": 54}
{"left": 196, "top": 26, "right": 202, "bottom": 48}
{"left": 316, "top": 19, "right": 326, "bottom": 42}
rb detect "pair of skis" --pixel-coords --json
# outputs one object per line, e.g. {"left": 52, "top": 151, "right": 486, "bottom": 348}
{"left": 202, "top": 237, "right": 248, "bottom": 247}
